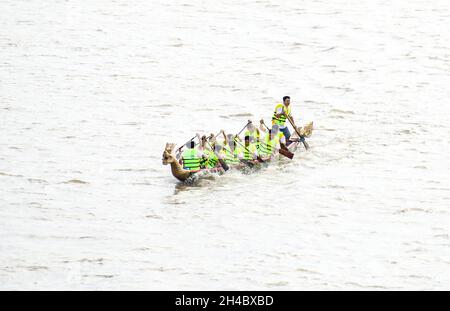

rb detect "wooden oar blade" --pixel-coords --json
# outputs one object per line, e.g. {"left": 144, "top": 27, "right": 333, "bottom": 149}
{"left": 279, "top": 148, "right": 294, "bottom": 159}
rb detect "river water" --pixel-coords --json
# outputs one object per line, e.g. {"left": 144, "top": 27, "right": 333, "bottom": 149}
{"left": 1, "top": 0, "right": 449, "bottom": 290}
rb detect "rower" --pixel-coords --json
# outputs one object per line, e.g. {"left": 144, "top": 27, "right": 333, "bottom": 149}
{"left": 243, "top": 121, "right": 261, "bottom": 153}
{"left": 181, "top": 140, "right": 203, "bottom": 171}
{"left": 273, "top": 124, "right": 289, "bottom": 151}
{"left": 221, "top": 131, "right": 241, "bottom": 166}
{"left": 259, "top": 128, "right": 278, "bottom": 160}
{"left": 272, "top": 95, "right": 298, "bottom": 145}
{"left": 201, "top": 141, "right": 216, "bottom": 168}
{"left": 195, "top": 133, "right": 210, "bottom": 168}
{"left": 259, "top": 122, "right": 289, "bottom": 150}
{"left": 238, "top": 135, "right": 258, "bottom": 161}
{"left": 195, "top": 133, "right": 207, "bottom": 151}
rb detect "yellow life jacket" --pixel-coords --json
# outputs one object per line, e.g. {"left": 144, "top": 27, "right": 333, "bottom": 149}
{"left": 260, "top": 134, "right": 277, "bottom": 157}
{"left": 272, "top": 103, "right": 291, "bottom": 126}
{"left": 244, "top": 129, "right": 260, "bottom": 151}
{"left": 203, "top": 148, "right": 218, "bottom": 168}
{"left": 194, "top": 145, "right": 207, "bottom": 168}
{"left": 221, "top": 146, "right": 241, "bottom": 165}
{"left": 242, "top": 143, "right": 257, "bottom": 160}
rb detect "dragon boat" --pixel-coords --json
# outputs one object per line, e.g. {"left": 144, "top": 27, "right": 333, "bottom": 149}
{"left": 162, "top": 121, "right": 313, "bottom": 182}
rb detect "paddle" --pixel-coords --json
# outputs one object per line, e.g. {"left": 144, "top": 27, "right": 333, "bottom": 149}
{"left": 179, "top": 119, "right": 249, "bottom": 156}
{"left": 285, "top": 113, "right": 309, "bottom": 150}
{"left": 180, "top": 130, "right": 220, "bottom": 156}
{"left": 236, "top": 120, "right": 251, "bottom": 137}
{"left": 278, "top": 147, "right": 294, "bottom": 159}
{"left": 260, "top": 120, "right": 294, "bottom": 159}
{"left": 177, "top": 135, "right": 196, "bottom": 154}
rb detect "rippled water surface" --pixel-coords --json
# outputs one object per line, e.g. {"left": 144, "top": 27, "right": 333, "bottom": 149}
{"left": 1, "top": 0, "right": 450, "bottom": 290}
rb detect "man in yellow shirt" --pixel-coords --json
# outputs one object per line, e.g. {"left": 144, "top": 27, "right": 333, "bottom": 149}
{"left": 272, "top": 95, "right": 298, "bottom": 145}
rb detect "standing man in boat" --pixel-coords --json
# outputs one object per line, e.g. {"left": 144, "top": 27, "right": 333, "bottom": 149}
{"left": 272, "top": 95, "right": 298, "bottom": 144}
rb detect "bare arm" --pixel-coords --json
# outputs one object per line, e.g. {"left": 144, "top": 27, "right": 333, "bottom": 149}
{"left": 221, "top": 130, "right": 228, "bottom": 146}
{"left": 259, "top": 119, "right": 267, "bottom": 132}
{"left": 274, "top": 106, "right": 287, "bottom": 118}
{"left": 274, "top": 113, "right": 283, "bottom": 118}
{"left": 195, "top": 133, "right": 202, "bottom": 147}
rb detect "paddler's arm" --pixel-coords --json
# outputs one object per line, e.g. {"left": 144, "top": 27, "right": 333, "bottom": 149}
{"left": 215, "top": 150, "right": 229, "bottom": 171}
{"left": 202, "top": 153, "right": 208, "bottom": 160}
{"left": 276, "top": 107, "right": 295, "bottom": 124}
{"left": 195, "top": 133, "right": 203, "bottom": 149}
{"left": 274, "top": 106, "right": 285, "bottom": 118}
{"left": 196, "top": 132, "right": 202, "bottom": 142}
{"left": 220, "top": 129, "right": 228, "bottom": 146}
{"left": 259, "top": 119, "right": 267, "bottom": 132}
{"left": 207, "top": 133, "right": 215, "bottom": 145}
{"left": 195, "top": 147, "right": 204, "bottom": 159}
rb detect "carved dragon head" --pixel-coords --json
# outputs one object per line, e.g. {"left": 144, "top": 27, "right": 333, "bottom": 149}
{"left": 162, "top": 143, "right": 177, "bottom": 165}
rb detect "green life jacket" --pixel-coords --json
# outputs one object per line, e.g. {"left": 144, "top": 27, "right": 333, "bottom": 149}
{"left": 244, "top": 129, "right": 260, "bottom": 151}
{"left": 199, "top": 155, "right": 207, "bottom": 168}
{"left": 260, "top": 134, "right": 277, "bottom": 157}
{"left": 182, "top": 148, "right": 201, "bottom": 170}
{"left": 242, "top": 143, "right": 257, "bottom": 160}
{"left": 222, "top": 146, "right": 240, "bottom": 165}
{"left": 196, "top": 145, "right": 209, "bottom": 168}
{"left": 204, "top": 149, "right": 219, "bottom": 168}
{"left": 271, "top": 103, "right": 291, "bottom": 126}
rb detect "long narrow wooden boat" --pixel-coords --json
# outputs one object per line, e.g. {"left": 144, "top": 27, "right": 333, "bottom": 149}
{"left": 162, "top": 122, "right": 313, "bottom": 182}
